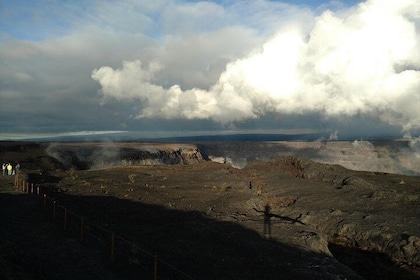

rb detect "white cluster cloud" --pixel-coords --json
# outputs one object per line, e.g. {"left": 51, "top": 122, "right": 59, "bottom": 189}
{"left": 92, "top": 0, "right": 420, "bottom": 132}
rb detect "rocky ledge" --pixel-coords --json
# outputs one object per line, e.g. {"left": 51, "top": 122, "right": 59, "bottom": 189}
{"left": 44, "top": 142, "right": 205, "bottom": 170}
{"left": 245, "top": 156, "right": 420, "bottom": 277}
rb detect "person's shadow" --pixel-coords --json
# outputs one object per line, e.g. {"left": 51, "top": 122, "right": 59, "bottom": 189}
{"left": 263, "top": 204, "right": 271, "bottom": 240}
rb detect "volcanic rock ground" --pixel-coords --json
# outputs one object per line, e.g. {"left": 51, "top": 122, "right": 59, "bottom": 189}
{"left": 0, "top": 141, "right": 419, "bottom": 280}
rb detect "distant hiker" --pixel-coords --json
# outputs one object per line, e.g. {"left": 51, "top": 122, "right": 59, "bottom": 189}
{"left": 15, "top": 163, "right": 20, "bottom": 173}
{"left": 7, "top": 163, "right": 12, "bottom": 175}
{"left": 2, "top": 163, "right": 5, "bottom": 176}
{"left": 249, "top": 181, "right": 252, "bottom": 190}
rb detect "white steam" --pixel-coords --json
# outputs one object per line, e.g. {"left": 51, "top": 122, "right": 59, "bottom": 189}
{"left": 314, "top": 139, "right": 420, "bottom": 175}
{"left": 92, "top": 0, "right": 420, "bottom": 131}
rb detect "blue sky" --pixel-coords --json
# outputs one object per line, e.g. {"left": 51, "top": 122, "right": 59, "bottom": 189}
{"left": 0, "top": 0, "right": 419, "bottom": 141}
{"left": 0, "top": 0, "right": 362, "bottom": 41}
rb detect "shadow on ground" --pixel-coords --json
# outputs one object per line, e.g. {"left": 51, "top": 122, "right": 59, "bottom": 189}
{"left": 0, "top": 182, "right": 348, "bottom": 280}
{"left": 1, "top": 172, "right": 417, "bottom": 280}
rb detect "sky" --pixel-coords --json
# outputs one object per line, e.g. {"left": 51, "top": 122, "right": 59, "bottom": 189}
{"left": 0, "top": 0, "right": 419, "bottom": 141}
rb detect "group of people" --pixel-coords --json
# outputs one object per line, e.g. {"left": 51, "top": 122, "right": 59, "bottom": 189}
{"left": 2, "top": 162, "right": 20, "bottom": 176}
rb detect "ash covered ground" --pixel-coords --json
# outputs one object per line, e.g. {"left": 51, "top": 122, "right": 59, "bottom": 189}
{"left": 0, "top": 140, "right": 419, "bottom": 279}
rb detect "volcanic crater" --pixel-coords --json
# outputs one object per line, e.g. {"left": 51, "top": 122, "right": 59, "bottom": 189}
{"left": 0, "top": 141, "right": 419, "bottom": 279}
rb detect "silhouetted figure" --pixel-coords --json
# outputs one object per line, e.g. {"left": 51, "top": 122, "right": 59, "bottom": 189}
{"left": 249, "top": 181, "right": 252, "bottom": 190}
{"left": 263, "top": 204, "right": 271, "bottom": 240}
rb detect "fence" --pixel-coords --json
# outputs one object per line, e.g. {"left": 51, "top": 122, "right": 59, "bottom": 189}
{"left": 14, "top": 175, "right": 197, "bottom": 280}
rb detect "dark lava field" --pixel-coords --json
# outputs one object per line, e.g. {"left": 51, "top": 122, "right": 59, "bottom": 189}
{"left": 0, "top": 141, "right": 419, "bottom": 280}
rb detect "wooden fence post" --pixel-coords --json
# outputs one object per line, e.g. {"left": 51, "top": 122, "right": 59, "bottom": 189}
{"left": 111, "top": 232, "right": 115, "bottom": 263}
{"left": 154, "top": 253, "right": 158, "bottom": 280}
{"left": 80, "top": 218, "right": 84, "bottom": 242}
{"left": 64, "top": 208, "right": 67, "bottom": 230}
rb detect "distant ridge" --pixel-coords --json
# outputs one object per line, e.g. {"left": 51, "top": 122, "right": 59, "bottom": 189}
{"left": 1, "top": 131, "right": 402, "bottom": 142}
{"left": 2, "top": 132, "right": 326, "bottom": 142}
{"left": 153, "top": 133, "right": 325, "bottom": 142}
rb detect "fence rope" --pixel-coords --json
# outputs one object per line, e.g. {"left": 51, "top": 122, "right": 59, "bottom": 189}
{"left": 13, "top": 176, "right": 198, "bottom": 280}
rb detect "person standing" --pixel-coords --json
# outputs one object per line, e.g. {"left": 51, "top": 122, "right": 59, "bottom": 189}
{"left": 2, "top": 163, "right": 5, "bottom": 176}
{"left": 15, "top": 163, "right": 20, "bottom": 173}
{"left": 7, "top": 163, "right": 12, "bottom": 175}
